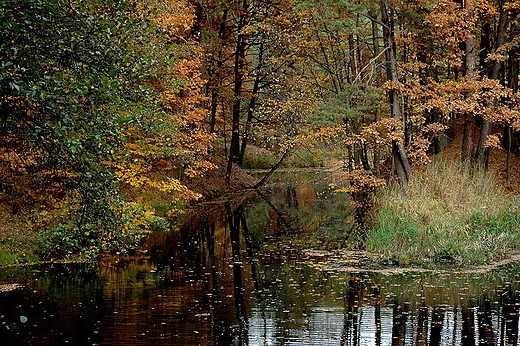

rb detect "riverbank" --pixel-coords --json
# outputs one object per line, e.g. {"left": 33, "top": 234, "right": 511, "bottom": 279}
{"left": 302, "top": 249, "right": 520, "bottom": 274}
{"left": 0, "top": 204, "right": 39, "bottom": 265}
{"left": 1, "top": 133, "right": 519, "bottom": 267}
{"left": 365, "top": 160, "right": 520, "bottom": 265}
{"left": 0, "top": 158, "right": 259, "bottom": 265}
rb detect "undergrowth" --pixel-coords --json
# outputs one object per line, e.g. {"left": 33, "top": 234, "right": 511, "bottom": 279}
{"left": 242, "top": 146, "right": 327, "bottom": 169}
{"left": 367, "top": 160, "right": 520, "bottom": 265}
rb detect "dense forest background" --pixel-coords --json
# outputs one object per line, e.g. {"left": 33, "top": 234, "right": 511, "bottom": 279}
{"left": 1, "top": 0, "right": 520, "bottom": 262}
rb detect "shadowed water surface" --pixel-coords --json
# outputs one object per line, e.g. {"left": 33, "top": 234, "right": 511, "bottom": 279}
{"left": 1, "top": 171, "right": 519, "bottom": 345}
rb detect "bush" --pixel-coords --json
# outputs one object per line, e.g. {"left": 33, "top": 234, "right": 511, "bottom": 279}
{"left": 37, "top": 224, "right": 84, "bottom": 260}
{"left": 36, "top": 200, "right": 169, "bottom": 260}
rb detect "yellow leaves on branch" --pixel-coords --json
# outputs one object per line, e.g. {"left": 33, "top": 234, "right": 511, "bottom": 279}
{"left": 335, "top": 169, "right": 386, "bottom": 194}
{"left": 423, "top": 122, "right": 448, "bottom": 133}
{"left": 278, "top": 125, "right": 345, "bottom": 151}
{"left": 474, "top": 0, "right": 500, "bottom": 18}
{"left": 159, "top": 56, "right": 214, "bottom": 156}
{"left": 485, "top": 53, "right": 507, "bottom": 63}
{"left": 184, "top": 160, "right": 217, "bottom": 178}
{"left": 150, "top": 177, "right": 201, "bottom": 200}
{"left": 484, "top": 134, "right": 502, "bottom": 149}
{"left": 420, "top": 0, "right": 469, "bottom": 64}
{"left": 421, "top": 77, "right": 513, "bottom": 117}
{"left": 510, "top": 109, "right": 520, "bottom": 130}
{"left": 346, "top": 118, "right": 404, "bottom": 148}
{"left": 407, "top": 136, "right": 431, "bottom": 167}
{"left": 114, "top": 160, "right": 149, "bottom": 188}
{"left": 114, "top": 159, "right": 201, "bottom": 202}
{"left": 0, "top": 146, "right": 39, "bottom": 175}
{"left": 125, "top": 140, "right": 162, "bottom": 158}
{"left": 144, "top": 0, "right": 196, "bottom": 38}
{"left": 382, "top": 81, "right": 401, "bottom": 92}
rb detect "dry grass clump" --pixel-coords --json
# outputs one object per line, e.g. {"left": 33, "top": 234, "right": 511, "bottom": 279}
{"left": 367, "top": 160, "right": 520, "bottom": 264}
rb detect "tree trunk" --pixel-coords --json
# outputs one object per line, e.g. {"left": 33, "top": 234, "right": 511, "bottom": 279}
{"left": 238, "top": 41, "right": 264, "bottom": 167}
{"left": 475, "top": 0, "right": 508, "bottom": 168}
{"left": 379, "top": 0, "right": 412, "bottom": 186}
{"left": 462, "top": 113, "right": 477, "bottom": 162}
{"left": 226, "top": 33, "right": 247, "bottom": 183}
{"left": 461, "top": 0, "right": 477, "bottom": 162}
{"left": 237, "top": 78, "right": 258, "bottom": 168}
{"left": 208, "top": 8, "right": 228, "bottom": 134}
{"left": 505, "top": 17, "right": 519, "bottom": 182}
{"left": 253, "top": 150, "right": 290, "bottom": 189}
{"left": 416, "top": 16, "right": 449, "bottom": 155}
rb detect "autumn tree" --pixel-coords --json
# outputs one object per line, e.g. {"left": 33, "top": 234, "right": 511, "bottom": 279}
{"left": 114, "top": 0, "right": 216, "bottom": 209}
{"left": 0, "top": 0, "right": 181, "bottom": 257}
{"left": 194, "top": 0, "right": 303, "bottom": 181}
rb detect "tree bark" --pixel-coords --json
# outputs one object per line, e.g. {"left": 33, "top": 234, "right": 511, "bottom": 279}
{"left": 461, "top": 0, "right": 477, "bottom": 162}
{"left": 379, "top": 0, "right": 412, "bottom": 186}
{"left": 226, "top": 32, "right": 247, "bottom": 183}
{"left": 253, "top": 150, "right": 290, "bottom": 189}
{"left": 237, "top": 41, "right": 264, "bottom": 167}
{"left": 505, "top": 17, "right": 519, "bottom": 182}
{"left": 475, "top": 0, "right": 509, "bottom": 168}
{"left": 370, "top": 10, "right": 382, "bottom": 172}
{"left": 208, "top": 8, "right": 229, "bottom": 134}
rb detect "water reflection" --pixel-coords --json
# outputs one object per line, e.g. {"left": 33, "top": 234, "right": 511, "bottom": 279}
{"left": 248, "top": 267, "right": 520, "bottom": 346}
{"left": 0, "top": 172, "right": 520, "bottom": 345}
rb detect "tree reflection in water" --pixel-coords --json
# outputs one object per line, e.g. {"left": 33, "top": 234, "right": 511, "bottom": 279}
{"left": 1, "top": 181, "right": 520, "bottom": 345}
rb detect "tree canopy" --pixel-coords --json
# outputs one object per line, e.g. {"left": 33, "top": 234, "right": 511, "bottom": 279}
{"left": 1, "top": 0, "right": 520, "bottom": 258}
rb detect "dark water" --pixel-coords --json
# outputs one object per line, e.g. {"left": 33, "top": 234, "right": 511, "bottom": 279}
{"left": 1, "top": 170, "right": 520, "bottom": 345}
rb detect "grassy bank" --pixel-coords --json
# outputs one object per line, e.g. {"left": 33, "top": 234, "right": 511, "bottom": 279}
{"left": 0, "top": 206, "right": 40, "bottom": 265}
{"left": 367, "top": 161, "right": 520, "bottom": 265}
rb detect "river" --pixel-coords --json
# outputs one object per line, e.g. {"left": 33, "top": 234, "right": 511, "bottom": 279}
{"left": 0, "top": 170, "right": 519, "bottom": 345}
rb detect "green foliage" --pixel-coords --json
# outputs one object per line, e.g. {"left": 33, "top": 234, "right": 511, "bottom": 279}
{"left": 310, "top": 85, "right": 385, "bottom": 128}
{"left": 242, "top": 146, "right": 328, "bottom": 169}
{"left": 0, "top": 217, "right": 40, "bottom": 265}
{"left": 37, "top": 224, "right": 84, "bottom": 260}
{"left": 0, "top": 251, "right": 19, "bottom": 266}
{"left": 0, "top": 0, "right": 171, "bottom": 258}
{"left": 367, "top": 161, "right": 520, "bottom": 264}
{"left": 36, "top": 199, "right": 169, "bottom": 260}
{"left": 296, "top": 0, "right": 367, "bottom": 31}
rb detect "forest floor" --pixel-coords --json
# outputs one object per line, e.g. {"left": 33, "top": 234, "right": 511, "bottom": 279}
{"left": 433, "top": 117, "right": 520, "bottom": 195}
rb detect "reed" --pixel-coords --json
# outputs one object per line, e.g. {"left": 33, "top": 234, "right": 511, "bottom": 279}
{"left": 367, "top": 160, "right": 520, "bottom": 264}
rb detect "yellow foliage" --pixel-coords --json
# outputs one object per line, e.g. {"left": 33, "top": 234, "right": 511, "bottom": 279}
{"left": 484, "top": 134, "right": 502, "bottom": 149}
{"left": 184, "top": 160, "right": 217, "bottom": 178}
{"left": 485, "top": 52, "right": 507, "bottom": 63}
{"left": 407, "top": 137, "right": 431, "bottom": 166}
{"left": 358, "top": 118, "right": 404, "bottom": 147}
{"left": 383, "top": 81, "right": 401, "bottom": 91}
{"left": 423, "top": 123, "right": 448, "bottom": 133}
{"left": 335, "top": 169, "right": 386, "bottom": 194}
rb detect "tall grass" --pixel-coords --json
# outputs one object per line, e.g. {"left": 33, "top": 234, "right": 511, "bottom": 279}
{"left": 367, "top": 160, "right": 520, "bottom": 264}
